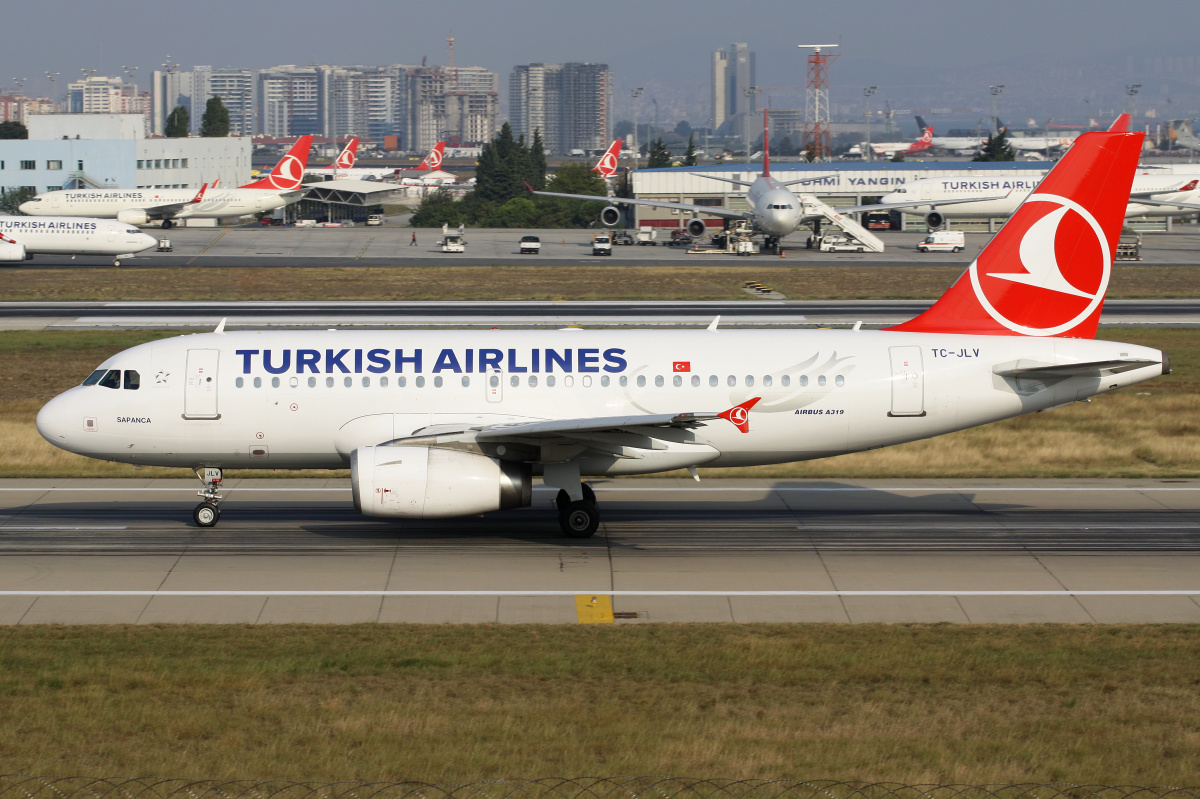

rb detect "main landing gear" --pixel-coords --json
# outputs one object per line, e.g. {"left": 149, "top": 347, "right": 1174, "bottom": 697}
{"left": 544, "top": 462, "right": 601, "bottom": 538}
{"left": 193, "top": 467, "right": 223, "bottom": 527}
{"left": 161, "top": 219, "right": 174, "bottom": 230}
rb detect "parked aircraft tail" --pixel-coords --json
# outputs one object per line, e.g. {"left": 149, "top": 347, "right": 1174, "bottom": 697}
{"left": 240, "top": 135, "right": 314, "bottom": 191}
{"left": 334, "top": 138, "right": 359, "bottom": 169}
{"left": 417, "top": 142, "right": 446, "bottom": 171}
{"left": 591, "top": 140, "right": 623, "bottom": 178}
{"left": 887, "top": 130, "right": 1144, "bottom": 339}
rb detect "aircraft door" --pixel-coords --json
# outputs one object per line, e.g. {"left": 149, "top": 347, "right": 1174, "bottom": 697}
{"left": 887, "top": 346, "right": 926, "bottom": 417}
{"left": 485, "top": 369, "right": 503, "bottom": 403}
{"left": 183, "top": 349, "right": 221, "bottom": 419}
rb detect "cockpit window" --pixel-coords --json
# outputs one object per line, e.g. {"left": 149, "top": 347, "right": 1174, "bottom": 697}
{"left": 123, "top": 370, "right": 140, "bottom": 390}
{"left": 82, "top": 369, "right": 106, "bottom": 386}
{"left": 98, "top": 370, "right": 121, "bottom": 389}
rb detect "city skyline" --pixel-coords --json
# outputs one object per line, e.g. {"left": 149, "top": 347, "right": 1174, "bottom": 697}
{"left": 5, "top": 0, "right": 1200, "bottom": 133}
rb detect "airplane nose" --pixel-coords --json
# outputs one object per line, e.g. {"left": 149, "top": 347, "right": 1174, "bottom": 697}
{"left": 18, "top": 201, "right": 34, "bottom": 214}
{"left": 36, "top": 392, "right": 80, "bottom": 453}
{"left": 135, "top": 233, "right": 158, "bottom": 252}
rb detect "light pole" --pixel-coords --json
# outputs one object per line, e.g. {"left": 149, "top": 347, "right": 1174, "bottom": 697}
{"left": 630, "top": 87, "right": 644, "bottom": 166}
{"left": 863, "top": 86, "right": 877, "bottom": 161}
{"left": 1126, "top": 84, "right": 1141, "bottom": 119}
{"left": 45, "top": 71, "right": 59, "bottom": 111}
{"left": 743, "top": 86, "right": 757, "bottom": 161}
{"left": 989, "top": 84, "right": 1004, "bottom": 136}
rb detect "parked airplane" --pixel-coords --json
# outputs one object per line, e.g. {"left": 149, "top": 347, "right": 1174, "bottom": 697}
{"left": 532, "top": 111, "right": 893, "bottom": 252}
{"left": 915, "top": 116, "right": 986, "bottom": 154}
{"left": 1168, "top": 120, "right": 1200, "bottom": 152}
{"left": 0, "top": 217, "right": 157, "bottom": 266}
{"left": 36, "top": 129, "right": 1168, "bottom": 536}
{"left": 591, "top": 140, "right": 623, "bottom": 179}
{"left": 877, "top": 173, "right": 1200, "bottom": 228}
{"left": 845, "top": 127, "right": 934, "bottom": 159}
{"left": 20, "top": 136, "right": 314, "bottom": 228}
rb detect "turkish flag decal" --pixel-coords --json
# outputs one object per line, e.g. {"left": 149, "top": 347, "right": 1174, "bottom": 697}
{"left": 672, "top": 361, "right": 691, "bottom": 372}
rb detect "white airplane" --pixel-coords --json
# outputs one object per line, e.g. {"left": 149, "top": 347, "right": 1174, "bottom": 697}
{"left": 1168, "top": 120, "right": 1200, "bottom": 152}
{"left": 531, "top": 111, "right": 889, "bottom": 253}
{"left": 878, "top": 173, "right": 1200, "bottom": 228}
{"left": 914, "top": 116, "right": 986, "bottom": 154}
{"left": 845, "top": 127, "right": 934, "bottom": 159}
{"left": 36, "top": 129, "right": 1168, "bottom": 536}
{"left": 0, "top": 217, "right": 157, "bottom": 266}
{"left": 20, "top": 136, "right": 314, "bottom": 229}
{"left": 302, "top": 139, "right": 452, "bottom": 184}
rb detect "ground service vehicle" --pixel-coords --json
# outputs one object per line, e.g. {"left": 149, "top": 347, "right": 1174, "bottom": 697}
{"left": 592, "top": 233, "right": 612, "bottom": 255}
{"left": 636, "top": 226, "right": 658, "bottom": 245}
{"left": 612, "top": 230, "right": 634, "bottom": 245}
{"left": 820, "top": 235, "right": 866, "bottom": 253}
{"left": 917, "top": 230, "right": 965, "bottom": 253}
{"left": 441, "top": 223, "right": 465, "bottom": 253}
{"left": 366, "top": 215, "right": 385, "bottom": 226}
{"left": 520, "top": 235, "right": 540, "bottom": 254}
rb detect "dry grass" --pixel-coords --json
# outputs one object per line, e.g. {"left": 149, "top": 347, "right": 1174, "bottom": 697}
{"left": 1, "top": 328, "right": 1195, "bottom": 479}
{"left": 1, "top": 264, "right": 1198, "bottom": 301}
{"left": 0, "top": 625, "right": 1197, "bottom": 784}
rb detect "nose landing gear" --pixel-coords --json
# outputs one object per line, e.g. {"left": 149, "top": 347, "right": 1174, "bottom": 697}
{"left": 193, "top": 466, "right": 223, "bottom": 527}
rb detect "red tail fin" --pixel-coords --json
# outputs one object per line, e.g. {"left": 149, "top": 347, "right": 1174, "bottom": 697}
{"left": 1108, "top": 114, "right": 1131, "bottom": 133}
{"left": 240, "top": 135, "right": 313, "bottom": 190}
{"left": 886, "top": 131, "right": 1144, "bottom": 339}
{"left": 591, "top": 140, "right": 623, "bottom": 178}
{"left": 762, "top": 109, "right": 770, "bottom": 177}
{"left": 417, "top": 142, "right": 446, "bottom": 171}
{"left": 334, "top": 137, "right": 359, "bottom": 169}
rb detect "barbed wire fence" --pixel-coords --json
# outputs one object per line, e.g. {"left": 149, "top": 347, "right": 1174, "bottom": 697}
{"left": 2, "top": 777, "right": 1198, "bottom": 799}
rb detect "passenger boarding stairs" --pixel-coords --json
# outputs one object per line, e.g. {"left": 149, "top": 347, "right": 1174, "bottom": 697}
{"left": 799, "top": 195, "right": 886, "bottom": 252}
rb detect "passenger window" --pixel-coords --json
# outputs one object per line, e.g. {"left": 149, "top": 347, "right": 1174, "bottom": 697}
{"left": 509, "top": 375, "right": 519, "bottom": 387}
{"left": 434, "top": 376, "right": 443, "bottom": 388}
{"left": 253, "top": 377, "right": 262, "bottom": 388}
{"left": 763, "top": 375, "right": 772, "bottom": 387}
{"left": 123, "top": 370, "right": 140, "bottom": 390}
{"left": 344, "top": 377, "right": 352, "bottom": 387}
{"left": 637, "top": 375, "right": 646, "bottom": 388}
{"left": 836, "top": 375, "right": 845, "bottom": 387}
{"left": 709, "top": 375, "right": 718, "bottom": 387}
{"left": 745, "top": 376, "right": 754, "bottom": 387}
{"left": 308, "top": 377, "right": 317, "bottom": 388}
{"left": 547, "top": 375, "right": 556, "bottom": 387}
{"left": 564, "top": 376, "right": 574, "bottom": 387}
{"left": 782, "top": 375, "right": 791, "bottom": 387}
{"left": 362, "top": 377, "right": 371, "bottom": 387}
{"left": 271, "top": 377, "right": 280, "bottom": 388}
{"left": 800, "top": 375, "right": 809, "bottom": 387}
{"left": 619, "top": 376, "right": 627, "bottom": 387}
{"left": 416, "top": 376, "right": 425, "bottom": 388}
{"left": 726, "top": 375, "right": 736, "bottom": 387}
{"left": 601, "top": 376, "right": 610, "bottom": 387}
{"left": 582, "top": 375, "right": 592, "bottom": 388}
{"left": 654, "top": 375, "right": 664, "bottom": 387}
{"left": 98, "top": 370, "right": 121, "bottom": 389}
{"left": 380, "top": 377, "right": 389, "bottom": 388}
{"left": 673, "top": 375, "right": 682, "bottom": 387}
{"left": 528, "top": 375, "right": 538, "bottom": 387}
{"left": 691, "top": 375, "right": 700, "bottom": 387}
{"left": 82, "top": 369, "right": 106, "bottom": 386}
{"left": 236, "top": 377, "right": 244, "bottom": 388}
{"left": 398, "top": 377, "right": 406, "bottom": 387}
{"left": 818, "top": 375, "right": 827, "bottom": 387}
{"left": 326, "top": 377, "right": 334, "bottom": 387}
{"left": 460, "top": 376, "right": 469, "bottom": 387}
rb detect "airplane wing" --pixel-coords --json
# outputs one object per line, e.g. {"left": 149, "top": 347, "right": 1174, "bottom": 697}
{"left": 1126, "top": 197, "right": 1200, "bottom": 211}
{"left": 837, "top": 194, "right": 1012, "bottom": 214}
{"left": 531, "top": 188, "right": 754, "bottom": 221}
{"left": 147, "top": 184, "right": 208, "bottom": 219}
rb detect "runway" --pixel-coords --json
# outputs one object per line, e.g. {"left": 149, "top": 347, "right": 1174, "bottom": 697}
{"left": 2, "top": 478, "right": 1199, "bottom": 624}
{"left": 5, "top": 298, "right": 1200, "bottom": 330}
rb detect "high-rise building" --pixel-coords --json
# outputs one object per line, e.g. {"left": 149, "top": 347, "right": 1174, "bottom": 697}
{"left": 407, "top": 65, "right": 498, "bottom": 152}
{"left": 67, "top": 76, "right": 150, "bottom": 125}
{"left": 509, "top": 62, "right": 611, "bottom": 154}
{"left": 193, "top": 67, "right": 256, "bottom": 136}
{"left": 712, "top": 43, "right": 755, "bottom": 137}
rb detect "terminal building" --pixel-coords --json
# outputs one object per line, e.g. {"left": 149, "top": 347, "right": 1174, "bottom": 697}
{"left": 628, "top": 160, "right": 1187, "bottom": 233}
{"left": 0, "top": 114, "right": 250, "bottom": 196}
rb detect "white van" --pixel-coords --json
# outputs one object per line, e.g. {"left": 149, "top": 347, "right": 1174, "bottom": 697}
{"left": 917, "top": 230, "right": 965, "bottom": 253}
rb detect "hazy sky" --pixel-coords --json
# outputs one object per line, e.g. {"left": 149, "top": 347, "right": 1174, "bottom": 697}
{"left": 9, "top": 0, "right": 1200, "bottom": 129}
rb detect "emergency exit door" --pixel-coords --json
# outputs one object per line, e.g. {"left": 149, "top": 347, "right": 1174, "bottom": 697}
{"left": 184, "top": 349, "right": 221, "bottom": 419}
{"left": 887, "top": 346, "right": 926, "bottom": 417}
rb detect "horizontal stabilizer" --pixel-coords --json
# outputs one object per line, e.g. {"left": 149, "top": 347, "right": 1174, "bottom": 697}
{"left": 994, "top": 358, "right": 1160, "bottom": 378}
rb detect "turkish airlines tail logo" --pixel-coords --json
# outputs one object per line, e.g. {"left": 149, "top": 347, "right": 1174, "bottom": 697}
{"left": 904, "top": 127, "right": 935, "bottom": 155}
{"left": 418, "top": 142, "right": 445, "bottom": 171}
{"left": 887, "top": 131, "right": 1145, "bottom": 339}
{"left": 592, "top": 140, "right": 623, "bottom": 178}
{"left": 335, "top": 138, "right": 359, "bottom": 169}
{"left": 240, "top": 135, "right": 313, "bottom": 190}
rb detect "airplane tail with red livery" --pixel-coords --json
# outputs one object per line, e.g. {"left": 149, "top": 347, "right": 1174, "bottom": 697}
{"left": 415, "top": 142, "right": 446, "bottom": 172}
{"left": 240, "top": 135, "right": 313, "bottom": 191}
{"left": 591, "top": 140, "right": 623, "bottom": 178}
{"left": 904, "top": 126, "right": 935, "bottom": 155}
{"left": 333, "top": 138, "right": 359, "bottom": 169}
{"left": 887, "top": 129, "right": 1144, "bottom": 339}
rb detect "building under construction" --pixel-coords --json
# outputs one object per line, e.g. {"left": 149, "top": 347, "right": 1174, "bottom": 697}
{"left": 509, "top": 62, "right": 612, "bottom": 155}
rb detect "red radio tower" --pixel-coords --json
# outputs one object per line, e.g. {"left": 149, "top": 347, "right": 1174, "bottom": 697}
{"left": 798, "top": 43, "right": 839, "bottom": 160}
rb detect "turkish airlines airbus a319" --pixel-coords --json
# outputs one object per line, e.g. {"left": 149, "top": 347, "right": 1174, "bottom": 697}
{"left": 36, "top": 130, "right": 1168, "bottom": 535}
{"left": 20, "top": 136, "right": 314, "bottom": 229}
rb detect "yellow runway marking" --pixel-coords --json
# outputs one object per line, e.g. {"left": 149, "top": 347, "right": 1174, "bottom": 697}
{"left": 575, "top": 594, "right": 614, "bottom": 624}
{"left": 187, "top": 230, "right": 227, "bottom": 264}
{"left": 356, "top": 236, "right": 375, "bottom": 259}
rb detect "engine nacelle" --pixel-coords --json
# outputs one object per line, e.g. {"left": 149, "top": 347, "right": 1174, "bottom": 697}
{"left": 116, "top": 209, "right": 152, "bottom": 226}
{"left": 924, "top": 211, "right": 945, "bottom": 230}
{"left": 0, "top": 239, "right": 27, "bottom": 262}
{"left": 351, "top": 445, "right": 531, "bottom": 519}
{"left": 600, "top": 206, "right": 621, "bottom": 226}
{"left": 686, "top": 218, "right": 707, "bottom": 238}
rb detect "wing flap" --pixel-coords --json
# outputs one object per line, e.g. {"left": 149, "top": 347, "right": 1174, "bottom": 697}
{"left": 994, "top": 358, "right": 1160, "bottom": 378}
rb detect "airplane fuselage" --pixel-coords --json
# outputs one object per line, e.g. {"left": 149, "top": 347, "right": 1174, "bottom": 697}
{"left": 37, "top": 328, "right": 1165, "bottom": 473}
{"left": 20, "top": 188, "right": 302, "bottom": 221}
{"left": 0, "top": 216, "right": 156, "bottom": 256}
{"left": 744, "top": 176, "right": 804, "bottom": 238}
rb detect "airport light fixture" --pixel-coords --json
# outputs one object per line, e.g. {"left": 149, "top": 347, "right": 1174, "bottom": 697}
{"left": 989, "top": 84, "right": 1005, "bottom": 136}
{"left": 630, "top": 87, "right": 644, "bottom": 166}
{"left": 1126, "top": 84, "right": 1141, "bottom": 119}
{"left": 863, "top": 86, "right": 877, "bottom": 161}
{"left": 45, "top": 71, "right": 59, "bottom": 105}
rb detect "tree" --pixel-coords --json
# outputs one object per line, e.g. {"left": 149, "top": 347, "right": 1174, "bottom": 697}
{"left": 674, "top": 120, "right": 693, "bottom": 138}
{"left": 646, "top": 137, "right": 672, "bottom": 168}
{"left": 199, "top": 96, "right": 230, "bottom": 137}
{"left": 889, "top": 152, "right": 906, "bottom": 162}
{"left": 164, "top": 105, "right": 190, "bottom": 138}
{"left": 972, "top": 130, "right": 1016, "bottom": 162}
{"left": 0, "top": 186, "right": 35, "bottom": 214}
{"left": 475, "top": 122, "right": 530, "bottom": 203}
{"left": 528, "top": 129, "right": 548, "bottom": 191}
{"left": 409, "top": 188, "right": 466, "bottom": 227}
{"left": 683, "top": 134, "right": 699, "bottom": 166}
{"left": 0, "top": 121, "right": 28, "bottom": 139}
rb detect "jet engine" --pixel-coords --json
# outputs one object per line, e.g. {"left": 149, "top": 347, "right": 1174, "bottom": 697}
{"left": 350, "top": 445, "right": 531, "bottom": 519}
{"left": 925, "top": 211, "right": 945, "bottom": 230}
{"left": 116, "top": 209, "right": 152, "bottom": 226}
{"left": 600, "top": 206, "right": 621, "bottom": 226}
{"left": 0, "top": 239, "right": 27, "bottom": 261}
{"left": 686, "top": 218, "right": 707, "bottom": 238}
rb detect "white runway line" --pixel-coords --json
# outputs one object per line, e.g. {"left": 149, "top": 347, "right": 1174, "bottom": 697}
{"left": 0, "top": 486, "right": 1197, "bottom": 493}
{"left": 2, "top": 590, "right": 1199, "bottom": 597}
